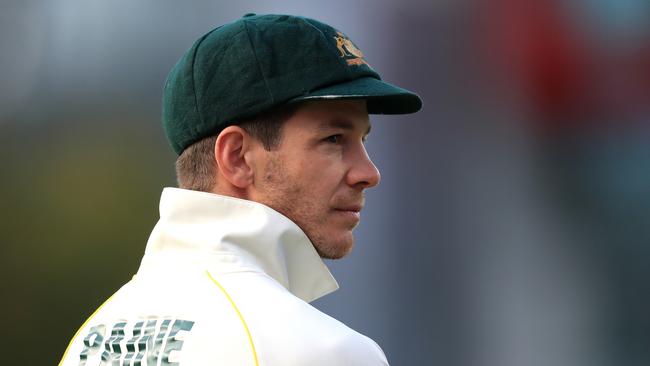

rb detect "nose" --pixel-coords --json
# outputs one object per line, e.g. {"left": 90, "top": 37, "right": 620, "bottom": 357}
{"left": 346, "top": 144, "right": 381, "bottom": 189}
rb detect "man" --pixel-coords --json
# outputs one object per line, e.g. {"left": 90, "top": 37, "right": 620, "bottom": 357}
{"left": 60, "top": 13, "right": 421, "bottom": 365}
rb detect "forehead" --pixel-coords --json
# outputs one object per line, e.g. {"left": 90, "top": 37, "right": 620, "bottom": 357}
{"left": 284, "top": 100, "right": 370, "bottom": 134}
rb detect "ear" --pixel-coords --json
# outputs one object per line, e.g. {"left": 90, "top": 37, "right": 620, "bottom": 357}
{"left": 214, "top": 126, "right": 255, "bottom": 188}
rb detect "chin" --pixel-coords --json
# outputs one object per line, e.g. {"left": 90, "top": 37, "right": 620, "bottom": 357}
{"left": 314, "top": 232, "right": 355, "bottom": 259}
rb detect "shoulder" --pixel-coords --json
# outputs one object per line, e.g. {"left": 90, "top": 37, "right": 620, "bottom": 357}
{"left": 293, "top": 325, "right": 389, "bottom": 366}
{"left": 215, "top": 271, "right": 389, "bottom": 365}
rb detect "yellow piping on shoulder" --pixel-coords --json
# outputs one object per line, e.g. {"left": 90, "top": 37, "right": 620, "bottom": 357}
{"left": 206, "top": 270, "right": 259, "bottom": 366}
{"left": 58, "top": 291, "right": 118, "bottom": 366}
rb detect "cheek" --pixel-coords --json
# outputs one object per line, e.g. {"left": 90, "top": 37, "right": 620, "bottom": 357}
{"left": 300, "top": 151, "right": 345, "bottom": 181}
{"left": 302, "top": 160, "right": 344, "bottom": 199}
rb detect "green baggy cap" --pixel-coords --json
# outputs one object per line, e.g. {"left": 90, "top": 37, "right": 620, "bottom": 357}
{"left": 163, "top": 13, "right": 422, "bottom": 155}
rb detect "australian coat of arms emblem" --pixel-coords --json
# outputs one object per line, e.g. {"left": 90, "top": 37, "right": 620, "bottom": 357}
{"left": 333, "top": 31, "right": 369, "bottom": 66}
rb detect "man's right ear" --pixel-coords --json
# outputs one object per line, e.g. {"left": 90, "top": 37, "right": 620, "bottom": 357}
{"left": 214, "top": 126, "right": 254, "bottom": 188}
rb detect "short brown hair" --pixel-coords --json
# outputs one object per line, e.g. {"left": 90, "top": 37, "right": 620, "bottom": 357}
{"left": 175, "top": 103, "right": 298, "bottom": 192}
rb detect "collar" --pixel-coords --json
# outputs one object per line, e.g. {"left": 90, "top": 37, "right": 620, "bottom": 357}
{"left": 137, "top": 187, "right": 339, "bottom": 303}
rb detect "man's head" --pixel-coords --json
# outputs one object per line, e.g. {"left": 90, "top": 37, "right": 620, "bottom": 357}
{"left": 178, "top": 99, "right": 379, "bottom": 258}
{"left": 163, "top": 13, "right": 421, "bottom": 258}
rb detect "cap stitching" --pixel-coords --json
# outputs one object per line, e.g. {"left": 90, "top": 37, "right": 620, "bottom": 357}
{"left": 242, "top": 20, "right": 274, "bottom": 104}
{"left": 300, "top": 18, "right": 353, "bottom": 81}
{"left": 192, "top": 28, "right": 245, "bottom": 132}
{"left": 184, "top": 26, "right": 235, "bottom": 151}
{"left": 189, "top": 32, "right": 212, "bottom": 137}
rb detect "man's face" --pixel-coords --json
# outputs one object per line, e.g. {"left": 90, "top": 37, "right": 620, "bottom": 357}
{"left": 251, "top": 100, "right": 380, "bottom": 259}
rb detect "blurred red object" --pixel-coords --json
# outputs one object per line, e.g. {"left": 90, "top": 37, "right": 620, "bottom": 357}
{"left": 476, "top": 0, "right": 650, "bottom": 133}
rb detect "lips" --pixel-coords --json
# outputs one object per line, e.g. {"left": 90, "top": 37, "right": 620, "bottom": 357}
{"left": 332, "top": 204, "right": 363, "bottom": 224}
{"left": 334, "top": 204, "right": 363, "bottom": 213}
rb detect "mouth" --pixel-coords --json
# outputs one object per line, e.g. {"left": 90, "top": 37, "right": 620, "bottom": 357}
{"left": 333, "top": 205, "right": 363, "bottom": 222}
{"left": 335, "top": 205, "right": 362, "bottom": 212}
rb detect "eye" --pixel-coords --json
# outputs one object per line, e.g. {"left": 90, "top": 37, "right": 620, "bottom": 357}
{"left": 324, "top": 134, "right": 342, "bottom": 144}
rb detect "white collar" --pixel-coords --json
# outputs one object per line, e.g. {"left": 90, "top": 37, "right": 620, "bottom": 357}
{"left": 137, "top": 187, "right": 339, "bottom": 303}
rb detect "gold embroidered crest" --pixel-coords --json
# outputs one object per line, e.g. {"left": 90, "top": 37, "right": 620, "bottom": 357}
{"left": 334, "top": 31, "right": 369, "bottom": 66}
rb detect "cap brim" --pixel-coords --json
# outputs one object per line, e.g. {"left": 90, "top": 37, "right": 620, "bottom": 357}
{"left": 289, "top": 76, "right": 422, "bottom": 114}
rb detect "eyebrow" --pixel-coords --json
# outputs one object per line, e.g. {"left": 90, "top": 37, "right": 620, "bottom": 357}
{"left": 319, "top": 118, "right": 372, "bottom": 135}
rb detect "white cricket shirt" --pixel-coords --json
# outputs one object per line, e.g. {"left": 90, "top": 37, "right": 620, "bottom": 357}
{"left": 59, "top": 187, "right": 389, "bottom": 365}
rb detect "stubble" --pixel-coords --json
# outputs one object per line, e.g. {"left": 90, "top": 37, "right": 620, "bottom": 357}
{"left": 259, "top": 154, "right": 353, "bottom": 259}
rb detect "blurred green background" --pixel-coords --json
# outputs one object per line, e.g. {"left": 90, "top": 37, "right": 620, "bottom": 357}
{"left": 1, "top": 115, "right": 174, "bottom": 363}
